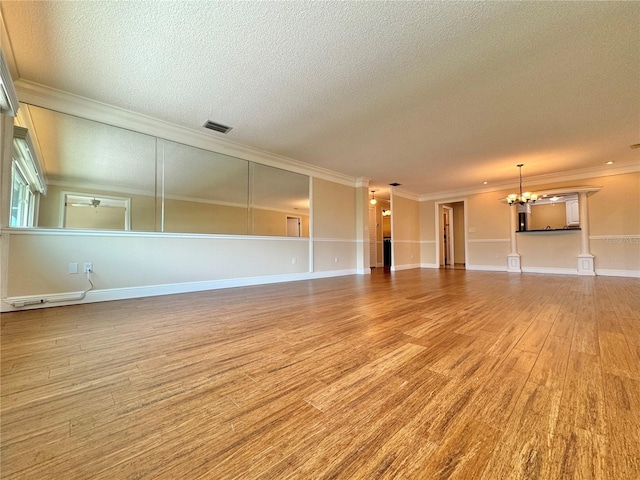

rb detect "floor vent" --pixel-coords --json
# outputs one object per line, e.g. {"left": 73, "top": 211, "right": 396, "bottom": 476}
{"left": 203, "top": 120, "right": 233, "bottom": 134}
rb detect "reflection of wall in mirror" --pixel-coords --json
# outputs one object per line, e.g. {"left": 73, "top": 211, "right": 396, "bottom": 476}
{"left": 253, "top": 209, "right": 309, "bottom": 237}
{"left": 65, "top": 205, "right": 126, "bottom": 230}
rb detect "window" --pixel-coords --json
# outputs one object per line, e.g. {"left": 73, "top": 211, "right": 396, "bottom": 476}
{"left": 10, "top": 157, "right": 36, "bottom": 227}
{"left": 9, "top": 126, "right": 46, "bottom": 227}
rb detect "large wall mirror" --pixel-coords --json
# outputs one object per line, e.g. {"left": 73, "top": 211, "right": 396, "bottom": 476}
{"left": 10, "top": 103, "right": 310, "bottom": 236}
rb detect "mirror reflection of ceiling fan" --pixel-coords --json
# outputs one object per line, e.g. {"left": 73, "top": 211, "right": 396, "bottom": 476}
{"left": 66, "top": 196, "right": 123, "bottom": 208}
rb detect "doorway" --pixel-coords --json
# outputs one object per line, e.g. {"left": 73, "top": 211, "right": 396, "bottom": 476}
{"left": 442, "top": 206, "right": 453, "bottom": 266}
{"left": 436, "top": 200, "right": 467, "bottom": 269}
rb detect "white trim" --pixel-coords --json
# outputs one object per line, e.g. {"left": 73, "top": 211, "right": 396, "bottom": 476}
{"left": 391, "top": 189, "right": 420, "bottom": 201}
{"left": 0, "top": 268, "right": 359, "bottom": 312}
{"left": 392, "top": 239, "right": 421, "bottom": 244}
{"left": 467, "top": 238, "right": 511, "bottom": 243}
{"left": 420, "top": 263, "right": 439, "bottom": 269}
{"left": 595, "top": 268, "right": 640, "bottom": 278}
{"left": 590, "top": 235, "right": 640, "bottom": 242}
{"left": 507, "top": 254, "right": 522, "bottom": 273}
{"left": 1, "top": 227, "right": 310, "bottom": 241}
{"left": 466, "top": 264, "right": 508, "bottom": 272}
{"left": 355, "top": 177, "right": 371, "bottom": 188}
{"left": 14, "top": 80, "right": 356, "bottom": 187}
{"left": 521, "top": 267, "right": 578, "bottom": 275}
{"left": 434, "top": 198, "right": 468, "bottom": 270}
{"left": 420, "top": 240, "right": 437, "bottom": 244}
{"left": 313, "top": 237, "right": 358, "bottom": 243}
{"left": 357, "top": 268, "right": 372, "bottom": 275}
{"left": 391, "top": 263, "right": 421, "bottom": 271}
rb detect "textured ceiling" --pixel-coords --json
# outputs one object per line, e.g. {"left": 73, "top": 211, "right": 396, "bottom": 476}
{"left": 2, "top": 1, "right": 639, "bottom": 197}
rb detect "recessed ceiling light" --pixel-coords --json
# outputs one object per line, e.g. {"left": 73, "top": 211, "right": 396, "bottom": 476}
{"left": 606, "top": 161, "right": 614, "bottom": 165}
{"left": 483, "top": 181, "right": 488, "bottom": 185}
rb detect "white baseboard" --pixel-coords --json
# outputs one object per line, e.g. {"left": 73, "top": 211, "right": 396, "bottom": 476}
{"left": 1, "top": 269, "right": 358, "bottom": 312}
{"left": 595, "top": 268, "right": 640, "bottom": 278}
{"left": 421, "top": 263, "right": 439, "bottom": 269}
{"left": 466, "top": 264, "right": 508, "bottom": 272}
{"left": 391, "top": 263, "right": 421, "bottom": 272}
{"left": 521, "top": 266, "right": 578, "bottom": 275}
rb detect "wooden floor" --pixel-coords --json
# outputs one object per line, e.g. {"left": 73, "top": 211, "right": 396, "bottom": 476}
{"left": 2, "top": 269, "right": 639, "bottom": 479}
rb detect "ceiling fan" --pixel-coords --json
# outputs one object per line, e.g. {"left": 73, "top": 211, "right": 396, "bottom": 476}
{"left": 67, "top": 198, "right": 115, "bottom": 208}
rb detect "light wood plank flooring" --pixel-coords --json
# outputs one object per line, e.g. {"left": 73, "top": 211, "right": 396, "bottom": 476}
{"left": 2, "top": 269, "right": 639, "bottom": 479}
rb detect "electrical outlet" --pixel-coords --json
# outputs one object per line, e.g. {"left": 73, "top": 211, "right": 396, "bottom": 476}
{"left": 83, "top": 262, "right": 93, "bottom": 273}
{"left": 292, "top": 257, "right": 297, "bottom": 265}
{"left": 69, "top": 262, "right": 78, "bottom": 274}
{"left": 334, "top": 257, "right": 339, "bottom": 263}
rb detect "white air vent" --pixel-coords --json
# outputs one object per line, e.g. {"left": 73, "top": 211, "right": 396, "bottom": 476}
{"left": 0, "top": 49, "right": 19, "bottom": 117}
{"left": 203, "top": 120, "right": 232, "bottom": 134}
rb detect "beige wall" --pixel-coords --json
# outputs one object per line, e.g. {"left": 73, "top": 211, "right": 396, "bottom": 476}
{"left": 312, "top": 178, "right": 357, "bottom": 272}
{"left": 6, "top": 232, "right": 311, "bottom": 296}
{"left": 419, "top": 200, "right": 436, "bottom": 266}
{"left": 517, "top": 231, "right": 581, "bottom": 270}
{"left": 392, "top": 194, "right": 420, "bottom": 269}
{"left": 421, "top": 172, "right": 639, "bottom": 274}
{"left": 66, "top": 205, "right": 127, "bottom": 230}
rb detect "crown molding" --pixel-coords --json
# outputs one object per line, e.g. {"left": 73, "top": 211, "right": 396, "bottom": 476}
{"left": 14, "top": 80, "right": 356, "bottom": 187}
{"left": 419, "top": 161, "right": 640, "bottom": 202}
{"left": 391, "top": 188, "right": 421, "bottom": 202}
{"left": 355, "top": 177, "right": 370, "bottom": 188}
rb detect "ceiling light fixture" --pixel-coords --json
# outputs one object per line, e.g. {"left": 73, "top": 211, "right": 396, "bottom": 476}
{"left": 382, "top": 209, "right": 391, "bottom": 216}
{"left": 370, "top": 191, "right": 377, "bottom": 205}
{"left": 606, "top": 161, "right": 614, "bottom": 165}
{"left": 507, "top": 164, "right": 538, "bottom": 206}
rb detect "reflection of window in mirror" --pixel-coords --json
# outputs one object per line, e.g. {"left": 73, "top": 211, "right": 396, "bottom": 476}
{"left": 529, "top": 194, "right": 579, "bottom": 230}
{"left": 10, "top": 126, "right": 46, "bottom": 227}
{"left": 62, "top": 193, "right": 131, "bottom": 230}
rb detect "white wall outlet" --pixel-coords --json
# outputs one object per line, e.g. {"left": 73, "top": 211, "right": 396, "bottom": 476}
{"left": 83, "top": 262, "right": 93, "bottom": 273}
{"left": 334, "top": 256, "right": 339, "bottom": 263}
{"left": 292, "top": 257, "right": 297, "bottom": 265}
{"left": 68, "top": 263, "right": 78, "bottom": 274}
{"left": 468, "top": 227, "right": 476, "bottom": 233}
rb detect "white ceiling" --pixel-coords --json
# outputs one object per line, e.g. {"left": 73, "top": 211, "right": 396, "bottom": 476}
{"left": 2, "top": 1, "right": 639, "bottom": 197}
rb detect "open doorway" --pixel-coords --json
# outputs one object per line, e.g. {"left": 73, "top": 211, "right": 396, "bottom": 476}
{"left": 436, "top": 200, "right": 466, "bottom": 269}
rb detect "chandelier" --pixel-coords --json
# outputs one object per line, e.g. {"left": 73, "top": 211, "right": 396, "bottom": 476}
{"left": 507, "top": 164, "right": 538, "bottom": 206}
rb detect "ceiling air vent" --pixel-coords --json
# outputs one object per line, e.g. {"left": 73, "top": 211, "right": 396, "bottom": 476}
{"left": 203, "top": 120, "right": 232, "bottom": 134}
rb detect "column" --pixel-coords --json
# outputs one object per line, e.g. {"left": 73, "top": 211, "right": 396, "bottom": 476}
{"left": 355, "top": 177, "right": 371, "bottom": 275}
{"left": 577, "top": 191, "right": 595, "bottom": 276}
{"left": 507, "top": 204, "right": 521, "bottom": 272}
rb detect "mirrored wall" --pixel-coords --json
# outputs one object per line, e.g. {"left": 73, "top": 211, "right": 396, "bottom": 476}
{"left": 10, "top": 104, "right": 310, "bottom": 236}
